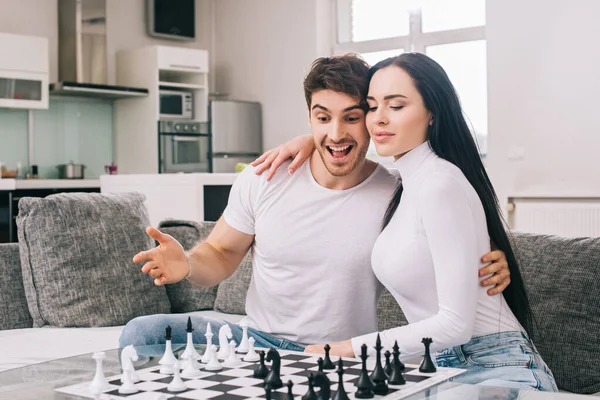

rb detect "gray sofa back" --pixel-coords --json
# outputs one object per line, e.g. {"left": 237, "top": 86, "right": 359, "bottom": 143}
{"left": 0, "top": 243, "right": 32, "bottom": 330}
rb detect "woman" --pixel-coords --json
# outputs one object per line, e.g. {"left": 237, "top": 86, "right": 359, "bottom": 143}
{"left": 252, "top": 53, "right": 557, "bottom": 391}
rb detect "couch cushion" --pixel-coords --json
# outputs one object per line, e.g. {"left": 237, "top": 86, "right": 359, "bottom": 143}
{"left": 377, "top": 289, "right": 408, "bottom": 331}
{"left": 16, "top": 192, "right": 171, "bottom": 328}
{"left": 512, "top": 232, "right": 600, "bottom": 394}
{"left": 214, "top": 251, "right": 253, "bottom": 315}
{"left": 157, "top": 219, "right": 219, "bottom": 313}
{"left": 0, "top": 243, "right": 32, "bottom": 330}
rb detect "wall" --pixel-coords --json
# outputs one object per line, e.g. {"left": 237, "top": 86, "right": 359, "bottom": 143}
{"left": 486, "top": 0, "right": 600, "bottom": 210}
{"left": 212, "top": 0, "right": 332, "bottom": 150}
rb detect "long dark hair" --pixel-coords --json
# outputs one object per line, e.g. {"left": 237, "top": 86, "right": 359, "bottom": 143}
{"left": 376, "top": 53, "right": 535, "bottom": 339}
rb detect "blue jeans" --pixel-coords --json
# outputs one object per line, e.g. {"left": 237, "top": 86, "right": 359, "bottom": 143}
{"left": 435, "top": 331, "right": 558, "bottom": 392}
{"left": 119, "top": 314, "right": 305, "bottom": 356}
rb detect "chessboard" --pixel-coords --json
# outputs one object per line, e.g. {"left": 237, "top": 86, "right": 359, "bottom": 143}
{"left": 55, "top": 349, "right": 464, "bottom": 400}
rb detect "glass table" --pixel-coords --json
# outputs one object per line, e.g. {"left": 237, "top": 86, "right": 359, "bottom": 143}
{"left": 0, "top": 346, "right": 589, "bottom": 400}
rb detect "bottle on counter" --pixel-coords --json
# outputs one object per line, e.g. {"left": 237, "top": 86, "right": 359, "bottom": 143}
{"left": 16, "top": 162, "right": 23, "bottom": 180}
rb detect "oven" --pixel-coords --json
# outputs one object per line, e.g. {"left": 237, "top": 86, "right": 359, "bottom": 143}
{"left": 158, "top": 120, "right": 211, "bottom": 173}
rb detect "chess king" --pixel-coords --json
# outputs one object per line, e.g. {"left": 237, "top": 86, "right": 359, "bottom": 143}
{"left": 121, "top": 53, "right": 554, "bottom": 391}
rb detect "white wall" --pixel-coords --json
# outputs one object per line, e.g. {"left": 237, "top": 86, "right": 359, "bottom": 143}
{"left": 212, "top": 0, "right": 332, "bottom": 150}
{"left": 486, "top": 0, "right": 600, "bottom": 210}
{"left": 0, "top": 0, "right": 213, "bottom": 85}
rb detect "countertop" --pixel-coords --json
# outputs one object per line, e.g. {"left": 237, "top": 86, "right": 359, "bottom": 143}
{"left": 0, "top": 179, "right": 101, "bottom": 190}
{"left": 100, "top": 172, "right": 240, "bottom": 187}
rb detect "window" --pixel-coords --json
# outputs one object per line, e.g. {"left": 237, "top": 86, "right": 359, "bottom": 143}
{"left": 335, "top": 0, "right": 487, "bottom": 160}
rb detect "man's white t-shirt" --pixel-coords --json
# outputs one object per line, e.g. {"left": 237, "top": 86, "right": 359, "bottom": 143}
{"left": 223, "top": 159, "right": 397, "bottom": 345}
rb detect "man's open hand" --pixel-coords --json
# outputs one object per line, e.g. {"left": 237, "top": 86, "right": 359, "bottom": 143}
{"left": 133, "top": 227, "right": 190, "bottom": 286}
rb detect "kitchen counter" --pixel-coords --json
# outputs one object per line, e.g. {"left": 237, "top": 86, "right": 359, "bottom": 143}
{"left": 100, "top": 173, "right": 240, "bottom": 226}
{"left": 0, "top": 179, "right": 101, "bottom": 190}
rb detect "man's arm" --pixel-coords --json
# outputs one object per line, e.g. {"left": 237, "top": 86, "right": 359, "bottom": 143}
{"left": 186, "top": 216, "right": 255, "bottom": 287}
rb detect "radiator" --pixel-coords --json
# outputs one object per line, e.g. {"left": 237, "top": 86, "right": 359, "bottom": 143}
{"left": 507, "top": 197, "right": 600, "bottom": 238}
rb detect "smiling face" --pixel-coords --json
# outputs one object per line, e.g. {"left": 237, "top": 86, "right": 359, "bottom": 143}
{"left": 310, "top": 89, "right": 370, "bottom": 176}
{"left": 365, "top": 66, "right": 431, "bottom": 159}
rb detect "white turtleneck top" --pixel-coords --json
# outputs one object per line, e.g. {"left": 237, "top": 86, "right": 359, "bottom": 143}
{"left": 351, "top": 141, "right": 523, "bottom": 358}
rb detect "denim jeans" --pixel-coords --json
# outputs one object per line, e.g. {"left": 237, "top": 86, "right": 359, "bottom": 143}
{"left": 435, "top": 331, "right": 558, "bottom": 392}
{"left": 119, "top": 314, "right": 305, "bottom": 357}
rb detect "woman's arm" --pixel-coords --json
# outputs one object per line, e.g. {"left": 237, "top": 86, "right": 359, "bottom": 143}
{"left": 251, "top": 134, "right": 315, "bottom": 181}
{"left": 350, "top": 174, "right": 483, "bottom": 358}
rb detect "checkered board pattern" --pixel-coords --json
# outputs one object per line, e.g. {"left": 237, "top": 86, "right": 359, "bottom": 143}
{"left": 55, "top": 350, "right": 465, "bottom": 400}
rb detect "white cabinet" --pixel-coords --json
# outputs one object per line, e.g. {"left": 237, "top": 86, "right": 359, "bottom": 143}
{"left": 0, "top": 33, "right": 49, "bottom": 109}
{"left": 157, "top": 46, "right": 209, "bottom": 73}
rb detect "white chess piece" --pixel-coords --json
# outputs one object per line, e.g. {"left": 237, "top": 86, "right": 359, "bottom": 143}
{"left": 181, "top": 319, "right": 202, "bottom": 361}
{"left": 181, "top": 352, "right": 203, "bottom": 379}
{"left": 205, "top": 344, "right": 224, "bottom": 371}
{"left": 89, "top": 352, "right": 110, "bottom": 394}
{"left": 159, "top": 327, "right": 178, "bottom": 375}
{"left": 118, "top": 368, "right": 139, "bottom": 394}
{"left": 223, "top": 340, "right": 242, "bottom": 367}
{"left": 243, "top": 337, "right": 260, "bottom": 362}
{"left": 120, "top": 345, "right": 140, "bottom": 384}
{"left": 237, "top": 321, "right": 250, "bottom": 353}
{"left": 167, "top": 361, "right": 188, "bottom": 392}
{"left": 201, "top": 323, "right": 213, "bottom": 364}
{"left": 118, "top": 346, "right": 139, "bottom": 394}
{"left": 217, "top": 325, "right": 233, "bottom": 359}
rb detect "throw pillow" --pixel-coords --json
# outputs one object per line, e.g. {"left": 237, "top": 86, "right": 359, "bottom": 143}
{"left": 17, "top": 192, "right": 171, "bottom": 328}
{"left": 0, "top": 243, "right": 33, "bottom": 330}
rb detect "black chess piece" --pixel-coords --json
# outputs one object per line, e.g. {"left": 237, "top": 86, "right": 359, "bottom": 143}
{"left": 265, "top": 348, "right": 283, "bottom": 389}
{"left": 165, "top": 325, "right": 172, "bottom": 340}
{"left": 286, "top": 380, "right": 295, "bottom": 400}
{"left": 332, "top": 358, "right": 350, "bottom": 400}
{"left": 392, "top": 341, "right": 405, "bottom": 371}
{"left": 354, "top": 344, "right": 374, "bottom": 399}
{"left": 369, "top": 334, "right": 389, "bottom": 395}
{"left": 388, "top": 343, "right": 406, "bottom": 385}
{"left": 186, "top": 316, "right": 193, "bottom": 333}
{"left": 384, "top": 350, "right": 392, "bottom": 377}
{"left": 302, "top": 373, "right": 318, "bottom": 400}
{"left": 323, "top": 344, "right": 335, "bottom": 370}
{"left": 419, "top": 338, "right": 437, "bottom": 373}
{"left": 265, "top": 382, "right": 273, "bottom": 400}
{"left": 253, "top": 350, "right": 269, "bottom": 379}
{"left": 313, "top": 360, "right": 331, "bottom": 400}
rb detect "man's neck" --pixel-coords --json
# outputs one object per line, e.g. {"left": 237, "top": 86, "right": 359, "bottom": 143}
{"left": 309, "top": 153, "right": 378, "bottom": 190}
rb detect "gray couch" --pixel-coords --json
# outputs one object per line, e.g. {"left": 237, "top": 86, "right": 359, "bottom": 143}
{"left": 0, "top": 192, "right": 598, "bottom": 396}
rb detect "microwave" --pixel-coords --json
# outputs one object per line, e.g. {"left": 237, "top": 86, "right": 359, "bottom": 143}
{"left": 159, "top": 90, "right": 193, "bottom": 119}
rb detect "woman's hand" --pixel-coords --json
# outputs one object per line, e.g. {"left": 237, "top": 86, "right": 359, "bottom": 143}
{"left": 251, "top": 134, "right": 315, "bottom": 181}
{"left": 304, "top": 340, "right": 355, "bottom": 358}
{"left": 479, "top": 250, "right": 511, "bottom": 295}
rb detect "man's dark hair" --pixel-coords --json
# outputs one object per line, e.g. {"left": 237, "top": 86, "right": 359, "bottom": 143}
{"left": 303, "top": 54, "right": 370, "bottom": 109}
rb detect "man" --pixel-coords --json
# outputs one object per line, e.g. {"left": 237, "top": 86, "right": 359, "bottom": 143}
{"left": 120, "top": 54, "right": 510, "bottom": 356}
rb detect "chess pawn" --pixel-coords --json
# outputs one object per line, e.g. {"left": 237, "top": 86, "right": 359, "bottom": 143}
{"left": 89, "top": 352, "right": 110, "bottom": 394}
{"left": 205, "top": 344, "right": 224, "bottom": 371}
{"left": 243, "top": 337, "right": 260, "bottom": 362}
{"left": 181, "top": 353, "right": 203, "bottom": 379}
{"left": 201, "top": 323, "right": 214, "bottom": 364}
{"left": 167, "top": 361, "right": 188, "bottom": 392}
{"left": 223, "top": 340, "right": 242, "bottom": 367}
{"left": 237, "top": 321, "right": 250, "bottom": 353}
